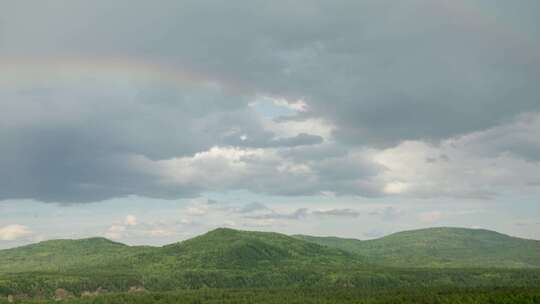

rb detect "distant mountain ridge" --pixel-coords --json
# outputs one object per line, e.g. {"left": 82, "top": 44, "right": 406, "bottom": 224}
{"left": 0, "top": 236, "right": 153, "bottom": 274}
{"left": 160, "top": 228, "right": 358, "bottom": 269}
{"left": 294, "top": 227, "right": 540, "bottom": 268}
{"left": 1, "top": 227, "right": 540, "bottom": 295}
{"left": 0, "top": 228, "right": 360, "bottom": 275}
{"left": 1, "top": 227, "right": 539, "bottom": 273}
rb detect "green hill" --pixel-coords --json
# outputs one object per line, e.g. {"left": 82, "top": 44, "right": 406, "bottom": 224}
{"left": 0, "top": 237, "right": 156, "bottom": 274}
{"left": 0, "top": 229, "right": 358, "bottom": 275}
{"left": 0, "top": 228, "right": 364, "bottom": 294}
{"left": 3, "top": 227, "right": 540, "bottom": 275}
{"left": 295, "top": 227, "right": 540, "bottom": 268}
{"left": 160, "top": 228, "right": 357, "bottom": 270}
{"left": 2, "top": 227, "right": 540, "bottom": 297}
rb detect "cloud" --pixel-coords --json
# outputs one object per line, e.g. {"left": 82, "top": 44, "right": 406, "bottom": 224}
{"left": 369, "top": 207, "right": 404, "bottom": 221}
{"left": 271, "top": 98, "right": 308, "bottom": 113}
{"left": 0, "top": 80, "right": 252, "bottom": 203}
{"left": 145, "top": 228, "right": 175, "bottom": 237}
{"left": 246, "top": 208, "right": 310, "bottom": 220}
{"left": 104, "top": 214, "right": 196, "bottom": 241}
{"left": 0, "top": 224, "right": 32, "bottom": 241}
{"left": 132, "top": 146, "right": 384, "bottom": 198}
{"left": 237, "top": 202, "right": 269, "bottom": 214}
{"left": 246, "top": 207, "right": 361, "bottom": 220}
{"left": 419, "top": 211, "right": 443, "bottom": 223}
{"left": 4, "top": 1, "right": 537, "bottom": 148}
{"left": 211, "top": 202, "right": 361, "bottom": 222}
{"left": 206, "top": 199, "right": 219, "bottom": 205}
{"left": 183, "top": 198, "right": 225, "bottom": 216}
{"left": 124, "top": 215, "right": 137, "bottom": 226}
{"left": 0, "top": 0, "right": 539, "bottom": 204}
{"left": 104, "top": 224, "right": 126, "bottom": 240}
{"left": 451, "top": 112, "right": 540, "bottom": 161}
{"left": 186, "top": 203, "right": 210, "bottom": 216}
{"left": 271, "top": 133, "right": 324, "bottom": 147}
{"left": 312, "top": 208, "right": 360, "bottom": 218}
{"left": 372, "top": 114, "right": 540, "bottom": 199}
{"left": 0, "top": 87, "right": 327, "bottom": 203}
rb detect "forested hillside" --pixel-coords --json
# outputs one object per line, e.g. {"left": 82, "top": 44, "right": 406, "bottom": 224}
{"left": 295, "top": 227, "right": 540, "bottom": 268}
{"left": 1, "top": 227, "right": 540, "bottom": 299}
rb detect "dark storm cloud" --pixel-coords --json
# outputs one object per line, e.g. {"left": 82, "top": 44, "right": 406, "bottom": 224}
{"left": 454, "top": 113, "right": 540, "bottom": 161}
{"left": 0, "top": 83, "right": 329, "bottom": 202}
{"left": 3, "top": 1, "right": 539, "bottom": 146}
{"left": 0, "top": 125, "right": 201, "bottom": 203}
{"left": 1, "top": 0, "right": 539, "bottom": 202}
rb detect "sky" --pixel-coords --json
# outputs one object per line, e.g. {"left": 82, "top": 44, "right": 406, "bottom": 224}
{"left": 0, "top": 0, "right": 539, "bottom": 249}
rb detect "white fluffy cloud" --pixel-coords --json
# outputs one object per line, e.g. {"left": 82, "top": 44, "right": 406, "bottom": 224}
{"left": 128, "top": 145, "right": 383, "bottom": 197}
{"left": 105, "top": 215, "right": 138, "bottom": 239}
{"left": 373, "top": 113, "right": 540, "bottom": 199}
{"left": 185, "top": 198, "right": 214, "bottom": 216}
{"left": 104, "top": 224, "right": 127, "bottom": 240}
{"left": 104, "top": 213, "right": 190, "bottom": 241}
{"left": 124, "top": 215, "right": 137, "bottom": 226}
{"left": 120, "top": 111, "right": 540, "bottom": 201}
{"left": 0, "top": 224, "right": 32, "bottom": 241}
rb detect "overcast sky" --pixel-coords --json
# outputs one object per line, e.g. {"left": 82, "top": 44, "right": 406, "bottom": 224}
{"left": 1, "top": 0, "right": 539, "bottom": 248}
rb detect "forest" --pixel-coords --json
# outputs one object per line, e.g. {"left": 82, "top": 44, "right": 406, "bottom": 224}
{"left": 1, "top": 228, "right": 540, "bottom": 302}
{"left": 1, "top": 288, "right": 540, "bottom": 304}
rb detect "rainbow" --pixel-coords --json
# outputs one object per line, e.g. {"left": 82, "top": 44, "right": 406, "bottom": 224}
{"left": 0, "top": 55, "right": 252, "bottom": 96}
{"left": 1, "top": 2, "right": 538, "bottom": 94}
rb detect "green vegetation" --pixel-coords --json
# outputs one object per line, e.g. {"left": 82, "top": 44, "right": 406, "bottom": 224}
{"left": 159, "top": 228, "right": 359, "bottom": 269}
{"left": 295, "top": 227, "right": 540, "bottom": 268}
{"left": 0, "top": 237, "right": 153, "bottom": 274}
{"left": 1, "top": 227, "right": 540, "bottom": 302}
{"left": 2, "top": 288, "right": 540, "bottom": 304}
{"left": 0, "top": 228, "right": 358, "bottom": 275}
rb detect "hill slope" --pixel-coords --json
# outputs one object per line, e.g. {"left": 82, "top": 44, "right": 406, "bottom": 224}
{"left": 0, "top": 237, "right": 155, "bottom": 274}
{"left": 0, "top": 228, "right": 360, "bottom": 276}
{"left": 2, "top": 228, "right": 540, "bottom": 295}
{"left": 295, "top": 227, "right": 540, "bottom": 268}
{"left": 160, "top": 228, "right": 358, "bottom": 270}
{"left": 0, "top": 228, "right": 368, "bottom": 293}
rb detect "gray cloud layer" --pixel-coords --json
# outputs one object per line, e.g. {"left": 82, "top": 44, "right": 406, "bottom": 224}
{"left": 1, "top": 0, "right": 539, "bottom": 203}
